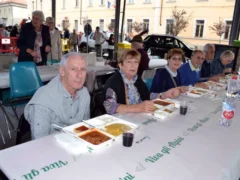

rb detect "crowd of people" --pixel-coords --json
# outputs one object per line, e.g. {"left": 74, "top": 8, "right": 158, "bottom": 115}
{"left": 24, "top": 44, "right": 235, "bottom": 139}
{"left": 0, "top": 11, "right": 236, "bottom": 140}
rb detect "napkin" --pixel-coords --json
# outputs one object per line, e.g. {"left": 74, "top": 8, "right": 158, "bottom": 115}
{"left": 55, "top": 133, "right": 88, "bottom": 156}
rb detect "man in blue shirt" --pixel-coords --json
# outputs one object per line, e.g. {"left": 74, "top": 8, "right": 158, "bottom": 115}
{"left": 210, "top": 50, "right": 235, "bottom": 76}
{"left": 179, "top": 50, "right": 208, "bottom": 89}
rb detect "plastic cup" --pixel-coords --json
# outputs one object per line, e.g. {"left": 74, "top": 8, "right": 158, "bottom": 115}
{"left": 122, "top": 128, "right": 135, "bottom": 147}
{"left": 122, "top": 132, "right": 134, "bottom": 147}
{"left": 180, "top": 101, "right": 188, "bottom": 115}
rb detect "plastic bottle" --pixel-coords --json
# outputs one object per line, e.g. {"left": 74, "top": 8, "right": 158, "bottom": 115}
{"left": 238, "top": 67, "right": 240, "bottom": 100}
{"left": 220, "top": 76, "right": 238, "bottom": 127}
{"left": 220, "top": 96, "right": 236, "bottom": 126}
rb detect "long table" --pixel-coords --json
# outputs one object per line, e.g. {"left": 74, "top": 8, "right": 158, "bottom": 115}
{"left": 0, "top": 92, "right": 240, "bottom": 180}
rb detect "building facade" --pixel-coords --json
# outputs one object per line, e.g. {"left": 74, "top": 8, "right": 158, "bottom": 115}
{"left": 28, "top": 0, "right": 235, "bottom": 46}
{"left": 0, "top": 0, "right": 28, "bottom": 26}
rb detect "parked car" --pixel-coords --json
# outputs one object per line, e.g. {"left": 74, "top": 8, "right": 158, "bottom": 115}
{"left": 143, "top": 34, "right": 194, "bottom": 61}
{"left": 78, "top": 31, "right": 112, "bottom": 54}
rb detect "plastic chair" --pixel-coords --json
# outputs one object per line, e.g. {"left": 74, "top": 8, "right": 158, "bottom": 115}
{"left": 143, "top": 78, "right": 153, "bottom": 91}
{"left": 16, "top": 114, "right": 31, "bottom": 145}
{"left": 1, "top": 62, "right": 43, "bottom": 131}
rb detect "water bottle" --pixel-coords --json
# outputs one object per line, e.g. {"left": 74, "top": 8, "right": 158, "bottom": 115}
{"left": 220, "top": 96, "right": 236, "bottom": 126}
{"left": 220, "top": 77, "right": 238, "bottom": 127}
{"left": 238, "top": 67, "right": 240, "bottom": 100}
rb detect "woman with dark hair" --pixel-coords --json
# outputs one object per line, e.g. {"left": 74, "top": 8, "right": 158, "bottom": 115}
{"left": 105, "top": 34, "right": 114, "bottom": 65}
{"left": 17, "top": 11, "right": 51, "bottom": 66}
{"left": 150, "top": 48, "right": 188, "bottom": 94}
{"left": 103, "top": 49, "right": 180, "bottom": 115}
{"left": 19, "top": 19, "right": 27, "bottom": 32}
{"left": 10, "top": 25, "right": 19, "bottom": 37}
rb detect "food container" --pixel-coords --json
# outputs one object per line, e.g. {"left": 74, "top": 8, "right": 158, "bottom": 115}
{"left": 99, "top": 119, "right": 138, "bottom": 140}
{"left": 154, "top": 110, "right": 170, "bottom": 120}
{"left": 153, "top": 99, "right": 175, "bottom": 110}
{"left": 78, "top": 128, "right": 113, "bottom": 149}
{"left": 63, "top": 122, "right": 92, "bottom": 135}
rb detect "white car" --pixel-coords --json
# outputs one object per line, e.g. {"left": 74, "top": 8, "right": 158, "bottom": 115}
{"left": 79, "top": 31, "right": 112, "bottom": 54}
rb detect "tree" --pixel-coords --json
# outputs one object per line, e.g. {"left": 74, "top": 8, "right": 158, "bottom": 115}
{"left": 209, "top": 18, "right": 226, "bottom": 44}
{"left": 171, "top": 7, "right": 192, "bottom": 36}
{"left": 132, "top": 22, "right": 143, "bottom": 33}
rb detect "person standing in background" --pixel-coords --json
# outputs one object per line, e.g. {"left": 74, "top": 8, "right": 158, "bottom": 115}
{"left": 93, "top": 26, "right": 105, "bottom": 57}
{"left": 19, "top": 19, "right": 27, "bottom": 32}
{"left": 69, "top": 29, "right": 78, "bottom": 52}
{"left": 130, "top": 35, "right": 149, "bottom": 77}
{"left": 17, "top": 10, "right": 51, "bottom": 65}
{"left": 46, "top": 17, "right": 62, "bottom": 64}
{"left": 105, "top": 34, "right": 114, "bottom": 65}
{"left": 10, "top": 25, "right": 19, "bottom": 37}
{"left": 64, "top": 28, "right": 70, "bottom": 39}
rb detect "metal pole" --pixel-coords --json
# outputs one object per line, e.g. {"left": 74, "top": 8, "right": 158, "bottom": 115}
{"left": 114, "top": 0, "right": 121, "bottom": 61}
{"left": 32, "top": 1, "right": 34, "bottom": 11}
{"left": 120, "top": 0, "right": 126, "bottom": 42}
{"left": 40, "top": 0, "right": 42, "bottom": 10}
{"left": 229, "top": 0, "right": 240, "bottom": 45}
{"left": 87, "top": 20, "right": 89, "bottom": 53}
{"left": 80, "top": 0, "right": 82, "bottom": 25}
{"left": 160, "top": 0, "right": 163, "bottom": 26}
{"left": 52, "top": 0, "right": 56, "bottom": 27}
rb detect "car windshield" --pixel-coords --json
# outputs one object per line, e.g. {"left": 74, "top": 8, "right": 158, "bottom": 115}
{"left": 178, "top": 38, "right": 195, "bottom": 49}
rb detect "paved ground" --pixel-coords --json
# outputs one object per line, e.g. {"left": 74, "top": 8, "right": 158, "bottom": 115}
{"left": 0, "top": 106, "right": 24, "bottom": 151}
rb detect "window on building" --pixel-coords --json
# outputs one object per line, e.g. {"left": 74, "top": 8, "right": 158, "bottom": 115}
{"left": 75, "top": 0, "right": 79, "bottom": 7}
{"left": 144, "top": 0, "right": 151, "bottom": 2}
{"left": 99, "top": 19, "right": 104, "bottom": 30}
{"left": 63, "top": 0, "right": 66, "bottom": 9}
{"left": 143, "top": 19, "right": 149, "bottom": 30}
{"left": 166, "top": 0, "right": 176, "bottom": 2}
{"left": 89, "top": 0, "right": 93, "bottom": 6}
{"left": 111, "top": 19, "right": 115, "bottom": 30}
{"left": 75, "top": 20, "right": 78, "bottom": 31}
{"left": 101, "top": 0, "right": 105, "bottom": 5}
{"left": 127, "top": 19, "right": 133, "bottom": 33}
{"left": 224, "top": 21, "right": 232, "bottom": 40}
{"left": 195, "top": 20, "right": 204, "bottom": 38}
{"left": 166, "top": 19, "right": 173, "bottom": 35}
{"left": 129, "top": 0, "right": 134, "bottom": 3}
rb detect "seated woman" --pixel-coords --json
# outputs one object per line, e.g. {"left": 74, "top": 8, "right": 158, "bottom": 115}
{"left": 103, "top": 49, "right": 180, "bottom": 115}
{"left": 150, "top": 48, "right": 188, "bottom": 94}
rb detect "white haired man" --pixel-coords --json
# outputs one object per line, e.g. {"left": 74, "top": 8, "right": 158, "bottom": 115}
{"left": 24, "top": 52, "right": 90, "bottom": 139}
{"left": 210, "top": 50, "right": 235, "bottom": 76}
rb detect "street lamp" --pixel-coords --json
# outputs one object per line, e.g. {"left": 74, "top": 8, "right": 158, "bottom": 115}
{"left": 32, "top": 1, "right": 34, "bottom": 11}
{"left": 40, "top": 0, "right": 42, "bottom": 10}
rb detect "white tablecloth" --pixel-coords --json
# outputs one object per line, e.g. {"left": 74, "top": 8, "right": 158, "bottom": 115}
{"left": 0, "top": 65, "right": 115, "bottom": 92}
{"left": 0, "top": 92, "right": 240, "bottom": 180}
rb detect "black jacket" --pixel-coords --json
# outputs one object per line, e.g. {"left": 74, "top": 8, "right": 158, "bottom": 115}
{"left": 104, "top": 71, "right": 150, "bottom": 105}
{"left": 17, "top": 22, "right": 51, "bottom": 66}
